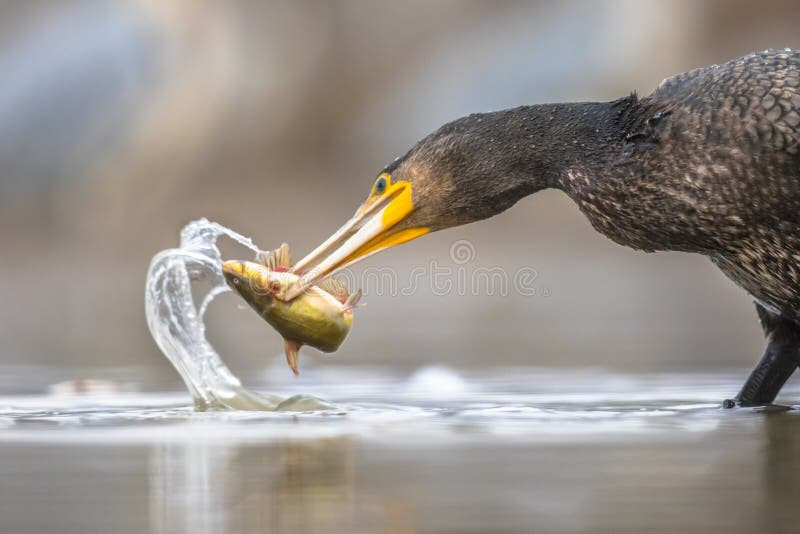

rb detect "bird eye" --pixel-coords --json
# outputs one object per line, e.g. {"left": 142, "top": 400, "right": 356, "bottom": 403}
{"left": 374, "top": 176, "right": 387, "bottom": 195}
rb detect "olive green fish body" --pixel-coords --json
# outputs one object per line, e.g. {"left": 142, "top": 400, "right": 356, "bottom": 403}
{"left": 255, "top": 285, "right": 352, "bottom": 353}
{"left": 222, "top": 250, "right": 360, "bottom": 375}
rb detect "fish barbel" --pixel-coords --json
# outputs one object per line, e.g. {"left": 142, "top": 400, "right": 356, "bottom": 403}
{"left": 221, "top": 244, "right": 361, "bottom": 375}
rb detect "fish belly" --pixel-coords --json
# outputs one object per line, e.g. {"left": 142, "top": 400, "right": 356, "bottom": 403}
{"left": 261, "top": 292, "right": 350, "bottom": 352}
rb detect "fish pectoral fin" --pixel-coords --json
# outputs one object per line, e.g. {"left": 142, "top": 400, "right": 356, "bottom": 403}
{"left": 283, "top": 338, "right": 302, "bottom": 376}
{"left": 343, "top": 288, "right": 363, "bottom": 311}
{"left": 256, "top": 243, "right": 292, "bottom": 270}
{"left": 317, "top": 277, "right": 350, "bottom": 302}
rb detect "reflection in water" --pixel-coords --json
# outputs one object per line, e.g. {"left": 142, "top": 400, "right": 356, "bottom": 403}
{"left": 150, "top": 442, "right": 233, "bottom": 533}
{"left": 762, "top": 413, "right": 800, "bottom": 532}
{"left": 4, "top": 371, "right": 800, "bottom": 533}
{"left": 148, "top": 437, "right": 412, "bottom": 533}
{"left": 276, "top": 439, "right": 355, "bottom": 531}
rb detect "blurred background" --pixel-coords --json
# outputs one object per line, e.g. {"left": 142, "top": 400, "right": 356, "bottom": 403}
{"left": 7, "top": 3, "right": 800, "bottom": 533}
{"left": 2, "top": 0, "right": 800, "bottom": 388}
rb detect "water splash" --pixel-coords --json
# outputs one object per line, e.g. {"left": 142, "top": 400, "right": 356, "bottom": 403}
{"left": 405, "top": 365, "right": 469, "bottom": 399}
{"left": 144, "top": 218, "right": 329, "bottom": 411}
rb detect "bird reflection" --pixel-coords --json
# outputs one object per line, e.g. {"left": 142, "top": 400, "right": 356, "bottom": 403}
{"left": 762, "top": 412, "right": 800, "bottom": 530}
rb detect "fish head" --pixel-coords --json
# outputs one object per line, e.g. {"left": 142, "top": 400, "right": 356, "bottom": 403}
{"left": 222, "top": 260, "right": 289, "bottom": 301}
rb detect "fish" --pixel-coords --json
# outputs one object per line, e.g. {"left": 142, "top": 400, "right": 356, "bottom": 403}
{"left": 221, "top": 243, "right": 361, "bottom": 376}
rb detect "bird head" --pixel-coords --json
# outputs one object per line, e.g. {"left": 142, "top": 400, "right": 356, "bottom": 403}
{"left": 287, "top": 112, "right": 538, "bottom": 298}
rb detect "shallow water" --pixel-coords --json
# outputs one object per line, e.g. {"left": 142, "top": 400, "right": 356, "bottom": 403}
{"left": 3, "top": 366, "right": 800, "bottom": 533}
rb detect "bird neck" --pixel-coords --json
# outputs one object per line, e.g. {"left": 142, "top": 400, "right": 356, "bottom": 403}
{"left": 407, "top": 98, "right": 638, "bottom": 231}
{"left": 479, "top": 100, "right": 630, "bottom": 193}
{"left": 490, "top": 98, "right": 717, "bottom": 254}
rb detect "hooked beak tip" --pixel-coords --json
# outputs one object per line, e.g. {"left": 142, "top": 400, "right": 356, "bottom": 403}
{"left": 288, "top": 180, "right": 425, "bottom": 295}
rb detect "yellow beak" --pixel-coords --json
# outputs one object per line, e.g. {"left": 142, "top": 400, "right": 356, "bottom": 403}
{"left": 286, "top": 179, "right": 428, "bottom": 299}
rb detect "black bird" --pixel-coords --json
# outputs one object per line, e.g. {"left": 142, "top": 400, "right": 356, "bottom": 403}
{"left": 289, "top": 49, "right": 800, "bottom": 407}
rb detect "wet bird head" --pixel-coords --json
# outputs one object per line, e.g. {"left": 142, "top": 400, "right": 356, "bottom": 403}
{"left": 287, "top": 111, "right": 541, "bottom": 298}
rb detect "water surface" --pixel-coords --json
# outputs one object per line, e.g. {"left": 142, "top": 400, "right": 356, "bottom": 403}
{"left": 2, "top": 366, "right": 800, "bottom": 533}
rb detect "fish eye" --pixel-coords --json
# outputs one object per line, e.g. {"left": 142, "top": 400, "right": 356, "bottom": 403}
{"left": 232, "top": 278, "right": 239, "bottom": 285}
{"left": 374, "top": 175, "right": 387, "bottom": 195}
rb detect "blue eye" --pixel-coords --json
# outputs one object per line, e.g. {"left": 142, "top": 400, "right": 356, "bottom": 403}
{"left": 374, "top": 176, "right": 387, "bottom": 194}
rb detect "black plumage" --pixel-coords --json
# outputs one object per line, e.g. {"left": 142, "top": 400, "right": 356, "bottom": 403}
{"left": 383, "top": 49, "right": 800, "bottom": 405}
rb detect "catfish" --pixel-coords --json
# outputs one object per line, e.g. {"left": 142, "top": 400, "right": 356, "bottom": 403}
{"left": 222, "top": 244, "right": 361, "bottom": 375}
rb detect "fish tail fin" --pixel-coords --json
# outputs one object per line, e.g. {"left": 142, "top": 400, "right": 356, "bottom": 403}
{"left": 283, "top": 339, "right": 302, "bottom": 376}
{"left": 343, "top": 289, "right": 363, "bottom": 311}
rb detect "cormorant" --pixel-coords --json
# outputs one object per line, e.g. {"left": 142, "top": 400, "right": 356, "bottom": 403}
{"left": 288, "top": 49, "right": 800, "bottom": 407}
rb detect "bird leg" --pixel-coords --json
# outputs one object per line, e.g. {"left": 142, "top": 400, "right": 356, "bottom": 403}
{"left": 724, "top": 304, "right": 800, "bottom": 407}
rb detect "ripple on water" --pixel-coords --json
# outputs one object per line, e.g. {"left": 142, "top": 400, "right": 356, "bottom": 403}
{"left": 1, "top": 367, "right": 796, "bottom": 444}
